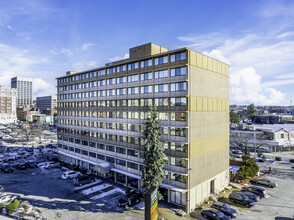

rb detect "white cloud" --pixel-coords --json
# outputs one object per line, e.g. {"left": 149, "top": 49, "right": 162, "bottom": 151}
{"left": 72, "top": 60, "right": 99, "bottom": 71}
{"left": 230, "top": 67, "right": 285, "bottom": 105}
{"left": 7, "top": 25, "right": 12, "bottom": 30}
{"left": 82, "top": 43, "right": 95, "bottom": 51}
{"left": 203, "top": 49, "right": 231, "bottom": 65}
{"left": 108, "top": 53, "right": 129, "bottom": 62}
{"left": 276, "top": 31, "right": 294, "bottom": 39}
{"left": 61, "top": 48, "right": 72, "bottom": 56}
{"left": 32, "top": 78, "right": 56, "bottom": 98}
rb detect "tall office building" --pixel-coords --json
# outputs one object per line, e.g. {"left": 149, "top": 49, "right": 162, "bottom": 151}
{"left": 57, "top": 43, "right": 230, "bottom": 212}
{"left": 0, "top": 86, "right": 17, "bottom": 124}
{"left": 11, "top": 77, "right": 33, "bottom": 108}
{"left": 36, "top": 95, "right": 57, "bottom": 111}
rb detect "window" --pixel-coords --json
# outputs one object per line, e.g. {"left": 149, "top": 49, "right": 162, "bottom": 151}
{"left": 97, "top": 144, "right": 105, "bottom": 150}
{"left": 107, "top": 78, "right": 116, "bottom": 85}
{"left": 98, "top": 90, "right": 105, "bottom": 97}
{"left": 82, "top": 73, "right": 88, "bottom": 79}
{"left": 117, "top": 99, "right": 127, "bottom": 107}
{"left": 98, "top": 69, "right": 105, "bottom": 76}
{"left": 170, "top": 143, "right": 187, "bottom": 152}
{"left": 128, "top": 112, "right": 139, "bottom": 119}
{"left": 154, "top": 56, "right": 168, "bottom": 65}
{"left": 128, "top": 124, "right": 139, "bottom": 132}
{"left": 117, "top": 76, "right": 126, "bottom": 84}
{"left": 106, "top": 156, "right": 115, "bottom": 163}
{"left": 171, "top": 173, "right": 187, "bottom": 183}
{"left": 127, "top": 99, "right": 138, "bottom": 107}
{"left": 140, "top": 59, "right": 152, "bottom": 68}
{"left": 82, "top": 82, "right": 88, "bottom": 88}
{"left": 90, "top": 91, "right": 96, "bottom": 97}
{"left": 171, "top": 97, "right": 187, "bottom": 106}
{"left": 107, "top": 89, "right": 116, "bottom": 96}
{"left": 155, "top": 84, "right": 168, "bottom": 93}
{"left": 106, "top": 145, "right": 115, "bottom": 152}
{"left": 116, "top": 159, "right": 126, "bottom": 166}
{"left": 281, "top": 134, "right": 284, "bottom": 139}
{"left": 128, "top": 74, "right": 138, "bottom": 82}
{"left": 89, "top": 152, "right": 96, "bottom": 158}
{"left": 171, "top": 112, "right": 186, "bottom": 121}
{"left": 155, "top": 70, "right": 168, "bottom": 79}
{"left": 170, "top": 52, "right": 186, "bottom": 62}
{"left": 89, "top": 81, "right": 96, "bottom": 87}
{"left": 82, "top": 150, "right": 88, "bottom": 156}
{"left": 117, "top": 88, "right": 126, "bottom": 95}
{"left": 97, "top": 154, "right": 105, "bottom": 160}
{"left": 128, "top": 87, "right": 138, "bottom": 95}
{"left": 107, "top": 67, "right": 115, "bottom": 74}
{"left": 128, "top": 62, "right": 138, "bottom": 70}
{"left": 127, "top": 162, "right": 138, "bottom": 170}
{"left": 75, "top": 75, "right": 81, "bottom": 80}
{"left": 140, "top": 72, "right": 152, "bottom": 81}
{"left": 170, "top": 127, "right": 187, "bottom": 137}
{"left": 171, "top": 67, "right": 186, "bottom": 76}
{"left": 75, "top": 148, "right": 81, "bottom": 153}
{"left": 89, "top": 142, "right": 96, "bottom": 148}
{"left": 171, "top": 157, "right": 187, "bottom": 168}
{"left": 117, "top": 64, "right": 126, "bottom": 72}
{"left": 98, "top": 79, "right": 105, "bottom": 86}
{"left": 140, "top": 99, "right": 153, "bottom": 107}
{"left": 141, "top": 85, "right": 152, "bottom": 94}
{"left": 90, "top": 71, "right": 96, "bottom": 78}
{"left": 154, "top": 98, "right": 168, "bottom": 106}
{"left": 158, "top": 112, "right": 169, "bottom": 121}
{"left": 171, "top": 82, "right": 187, "bottom": 91}
{"left": 116, "top": 147, "right": 126, "bottom": 154}
{"left": 107, "top": 100, "right": 116, "bottom": 107}
{"left": 82, "top": 92, "right": 89, "bottom": 98}
{"left": 127, "top": 149, "right": 138, "bottom": 157}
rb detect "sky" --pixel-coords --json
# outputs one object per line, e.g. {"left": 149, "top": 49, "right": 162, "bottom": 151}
{"left": 0, "top": 0, "right": 294, "bottom": 105}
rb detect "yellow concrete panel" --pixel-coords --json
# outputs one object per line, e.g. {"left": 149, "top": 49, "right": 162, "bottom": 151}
{"left": 189, "top": 51, "right": 197, "bottom": 66}
{"left": 196, "top": 53, "right": 203, "bottom": 68}
{"left": 225, "top": 65, "right": 229, "bottom": 76}
{"left": 203, "top": 55, "right": 208, "bottom": 69}
{"left": 190, "top": 96, "right": 196, "bottom": 111}
{"left": 208, "top": 98, "right": 212, "bottom": 111}
{"left": 218, "top": 99, "right": 221, "bottom": 111}
{"left": 207, "top": 57, "right": 212, "bottom": 71}
{"left": 203, "top": 98, "right": 207, "bottom": 111}
{"left": 217, "top": 61, "right": 222, "bottom": 74}
{"left": 213, "top": 60, "right": 217, "bottom": 72}
{"left": 213, "top": 98, "right": 217, "bottom": 111}
{"left": 196, "top": 97, "right": 203, "bottom": 111}
{"left": 221, "top": 63, "right": 226, "bottom": 75}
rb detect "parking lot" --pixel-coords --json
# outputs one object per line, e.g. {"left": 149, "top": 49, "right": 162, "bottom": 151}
{"left": 0, "top": 147, "right": 143, "bottom": 220}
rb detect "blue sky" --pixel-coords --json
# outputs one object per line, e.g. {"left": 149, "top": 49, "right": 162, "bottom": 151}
{"left": 0, "top": 0, "right": 294, "bottom": 105}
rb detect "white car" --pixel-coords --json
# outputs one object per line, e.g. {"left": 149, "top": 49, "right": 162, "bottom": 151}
{"left": 61, "top": 171, "right": 82, "bottom": 179}
{"left": 45, "top": 162, "right": 61, "bottom": 169}
{"left": 0, "top": 194, "right": 20, "bottom": 206}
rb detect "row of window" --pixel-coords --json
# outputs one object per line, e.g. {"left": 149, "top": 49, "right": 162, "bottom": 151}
{"left": 58, "top": 82, "right": 187, "bottom": 99}
{"left": 59, "top": 67, "right": 186, "bottom": 92}
{"left": 58, "top": 52, "right": 186, "bottom": 84}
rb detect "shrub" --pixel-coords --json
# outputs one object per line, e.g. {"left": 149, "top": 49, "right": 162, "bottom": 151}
{"left": 6, "top": 199, "right": 20, "bottom": 215}
{"left": 22, "top": 203, "right": 29, "bottom": 211}
{"left": 236, "top": 156, "right": 259, "bottom": 181}
{"left": 275, "top": 156, "right": 282, "bottom": 161}
{"left": 19, "top": 211, "right": 26, "bottom": 218}
{"left": 289, "top": 159, "right": 294, "bottom": 163}
{"left": 28, "top": 212, "right": 35, "bottom": 217}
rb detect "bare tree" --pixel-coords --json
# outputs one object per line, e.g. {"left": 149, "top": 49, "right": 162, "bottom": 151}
{"left": 230, "top": 132, "right": 252, "bottom": 155}
{"left": 20, "top": 124, "right": 35, "bottom": 142}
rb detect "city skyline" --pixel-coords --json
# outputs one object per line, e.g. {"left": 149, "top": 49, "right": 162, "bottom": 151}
{"left": 0, "top": 0, "right": 294, "bottom": 105}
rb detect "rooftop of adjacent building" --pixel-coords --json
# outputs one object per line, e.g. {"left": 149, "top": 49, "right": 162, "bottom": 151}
{"left": 57, "top": 42, "right": 229, "bottom": 79}
{"left": 11, "top": 76, "right": 33, "bottom": 82}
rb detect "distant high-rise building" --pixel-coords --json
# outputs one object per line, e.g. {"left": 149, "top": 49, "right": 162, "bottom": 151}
{"left": 11, "top": 77, "right": 33, "bottom": 108}
{"left": 36, "top": 95, "right": 57, "bottom": 111}
{"left": 0, "top": 86, "right": 17, "bottom": 124}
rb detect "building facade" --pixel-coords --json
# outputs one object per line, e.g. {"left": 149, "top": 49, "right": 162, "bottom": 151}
{"left": 0, "top": 86, "right": 17, "bottom": 124}
{"left": 11, "top": 77, "right": 33, "bottom": 108}
{"left": 56, "top": 43, "right": 230, "bottom": 212}
{"left": 36, "top": 95, "right": 57, "bottom": 111}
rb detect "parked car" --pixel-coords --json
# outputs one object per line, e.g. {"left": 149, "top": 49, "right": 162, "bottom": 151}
{"left": 117, "top": 192, "right": 142, "bottom": 208}
{"left": 240, "top": 191, "right": 260, "bottom": 202}
{"left": 73, "top": 176, "right": 96, "bottom": 186}
{"left": 45, "top": 162, "right": 61, "bottom": 169}
{"left": 201, "top": 208, "right": 231, "bottom": 220}
{"left": 291, "top": 166, "right": 294, "bottom": 169}
{"left": 0, "top": 185, "right": 4, "bottom": 193}
{"left": 0, "top": 194, "right": 20, "bottom": 206}
{"left": 0, "top": 163, "right": 14, "bottom": 173}
{"left": 250, "top": 178, "right": 277, "bottom": 188}
{"left": 229, "top": 192, "right": 255, "bottom": 207}
{"left": 241, "top": 186, "right": 267, "bottom": 198}
{"left": 211, "top": 202, "right": 238, "bottom": 218}
{"left": 61, "top": 171, "right": 82, "bottom": 179}
{"left": 27, "top": 160, "right": 38, "bottom": 168}
{"left": 16, "top": 163, "right": 27, "bottom": 170}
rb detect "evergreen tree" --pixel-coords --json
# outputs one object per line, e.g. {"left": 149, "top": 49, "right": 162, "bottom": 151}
{"left": 230, "top": 109, "right": 241, "bottom": 124}
{"left": 142, "top": 107, "right": 166, "bottom": 193}
{"left": 247, "top": 103, "right": 256, "bottom": 121}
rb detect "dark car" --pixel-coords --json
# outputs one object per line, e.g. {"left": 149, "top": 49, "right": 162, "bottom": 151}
{"left": 27, "top": 160, "right": 37, "bottom": 168}
{"left": 117, "top": 192, "right": 142, "bottom": 208}
{"left": 250, "top": 178, "right": 277, "bottom": 188}
{"left": 16, "top": 163, "right": 27, "bottom": 170}
{"left": 211, "top": 202, "right": 238, "bottom": 218}
{"left": 240, "top": 191, "right": 260, "bottom": 202}
{"left": 73, "top": 176, "right": 95, "bottom": 186}
{"left": 241, "top": 186, "right": 267, "bottom": 198}
{"left": 291, "top": 166, "right": 294, "bottom": 169}
{"left": 229, "top": 192, "right": 255, "bottom": 208}
{"left": 201, "top": 208, "right": 231, "bottom": 220}
{"left": 0, "top": 185, "right": 4, "bottom": 193}
{"left": 0, "top": 164, "right": 14, "bottom": 173}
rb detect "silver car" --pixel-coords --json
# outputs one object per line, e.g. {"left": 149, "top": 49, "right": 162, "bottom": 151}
{"left": 0, "top": 194, "right": 20, "bottom": 206}
{"left": 250, "top": 178, "right": 277, "bottom": 188}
